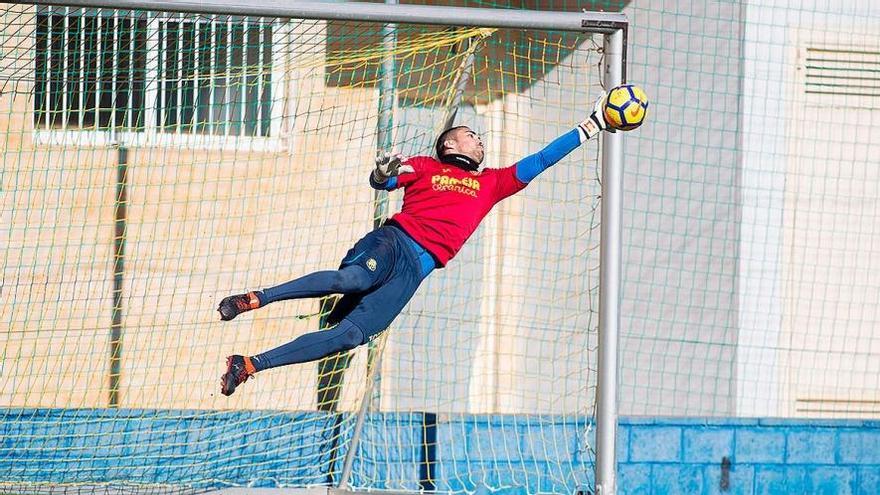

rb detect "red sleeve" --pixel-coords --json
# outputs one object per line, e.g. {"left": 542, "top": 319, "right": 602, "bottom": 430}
{"left": 390, "top": 156, "right": 427, "bottom": 190}
{"left": 492, "top": 164, "right": 528, "bottom": 202}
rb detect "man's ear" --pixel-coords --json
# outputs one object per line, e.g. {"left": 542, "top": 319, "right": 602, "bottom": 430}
{"left": 443, "top": 139, "right": 456, "bottom": 150}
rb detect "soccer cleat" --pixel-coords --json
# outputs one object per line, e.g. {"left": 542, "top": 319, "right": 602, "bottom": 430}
{"left": 217, "top": 291, "right": 261, "bottom": 321}
{"left": 220, "top": 355, "right": 256, "bottom": 396}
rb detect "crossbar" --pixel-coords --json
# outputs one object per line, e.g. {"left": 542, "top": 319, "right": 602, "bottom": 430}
{"left": 19, "top": 0, "right": 626, "bottom": 32}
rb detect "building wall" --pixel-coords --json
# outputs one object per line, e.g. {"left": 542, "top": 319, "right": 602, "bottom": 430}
{"left": 2, "top": 410, "right": 879, "bottom": 494}
{"left": 617, "top": 0, "right": 744, "bottom": 416}
{"left": 2, "top": 14, "right": 378, "bottom": 411}
{"left": 737, "top": 0, "right": 880, "bottom": 417}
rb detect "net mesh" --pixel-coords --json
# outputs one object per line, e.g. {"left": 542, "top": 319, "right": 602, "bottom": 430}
{"left": 6, "top": 0, "right": 880, "bottom": 493}
{"left": 2, "top": 4, "right": 603, "bottom": 493}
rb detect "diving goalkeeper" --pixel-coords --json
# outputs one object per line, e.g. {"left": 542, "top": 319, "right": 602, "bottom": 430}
{"left": 217, "top": 94, "right": 614, "bottom": 396}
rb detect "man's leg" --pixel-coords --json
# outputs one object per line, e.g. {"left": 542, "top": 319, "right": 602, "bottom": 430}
{"left": 325, "top": 293, "right": 363, "bottom": 327}
{"left": 221, "top": 267, "right": 424, "bottom": 396}
{"left": 217, "top": 265, "right": 373, "bottom": 321}
{"left": 220, "top": 317, "right": 367, "bottom": 396}
{"left": 219, "top": 226, "right": 419, "bottom": 396}
{"left": 256, "top": 318, "right": 366, "bottom": 367}
{"left": 261, "top": 266, "right": 375, "bottom": 303}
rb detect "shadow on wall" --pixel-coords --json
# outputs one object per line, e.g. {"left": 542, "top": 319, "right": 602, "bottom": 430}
{"left": 325, "top": 0, "right": 632, "bottom": 107}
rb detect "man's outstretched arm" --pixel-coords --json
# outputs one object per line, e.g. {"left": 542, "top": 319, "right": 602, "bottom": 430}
{"left": 515, "top": 93, "right": 613, "bottom": 184}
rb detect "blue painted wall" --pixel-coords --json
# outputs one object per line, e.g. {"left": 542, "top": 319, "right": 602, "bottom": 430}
{"left": 1, "top": 410, "right": 878, "bottom": 494}
{"left": 616, "top": 418, "right": 880, "bottom": 495}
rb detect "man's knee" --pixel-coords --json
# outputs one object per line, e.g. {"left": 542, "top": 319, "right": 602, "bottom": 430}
{"left": 337, "top": 318, "right": 368, "bottom": 350}
{"left": 333, "top": 266, "right": 373, "bottom": 293}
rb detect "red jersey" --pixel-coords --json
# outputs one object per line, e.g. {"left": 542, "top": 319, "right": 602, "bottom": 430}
{"left": 387, "top": 156, "right": 526, "bottom": 266}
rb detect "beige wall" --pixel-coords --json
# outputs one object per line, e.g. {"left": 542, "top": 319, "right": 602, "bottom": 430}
{"left": 3, "top": 5, "right": 111, "bottom": 406}
{"left": 780, "top": 31, "right": 880, "bottom": 417}
{"left": 2, "top": 147, "right": 117, "bottom": 408}
{"left": 3, "top": 15, "right": 381, "bottom": 410}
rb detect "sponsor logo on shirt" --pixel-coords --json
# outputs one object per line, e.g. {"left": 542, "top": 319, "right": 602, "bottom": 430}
{"left": 366, "top": 258, "right": 377, "bottom": 271}
{"left": 431, "top": 174, "right": 481, "bottom": 197}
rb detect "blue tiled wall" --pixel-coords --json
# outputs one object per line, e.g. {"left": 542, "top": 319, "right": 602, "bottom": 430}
{"left": 1, "top": 410, "right": 878, "bottom": 494}
{"left": 0, "top": 408, "right": 345, "bottom": 490}
{"left": 616, "top": 417, "right": 880, "bottom": 495}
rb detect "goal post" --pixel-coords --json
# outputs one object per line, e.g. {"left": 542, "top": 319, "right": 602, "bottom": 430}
{"left": 3, "top": 1, "right": 628, "bottom": 493}
{"left": 597, "top": 27, "right": 625, "bottom": 495}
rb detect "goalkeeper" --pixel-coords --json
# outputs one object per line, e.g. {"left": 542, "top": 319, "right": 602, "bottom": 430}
{"left": 217, "top": 94, "right": 614, "bottom": 396}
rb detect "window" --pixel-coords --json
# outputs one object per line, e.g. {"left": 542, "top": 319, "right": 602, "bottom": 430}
{"left": 804, "top": 47, "right": 880, "bottom": 106}
{"left": 34, "top": 11, "right": 147, "bottom": 130}
{"left": 157, "top": 18, "right": 273, "bottom": 136}
{"left": 34, "top": 9, "right": 274, "bottom": 139}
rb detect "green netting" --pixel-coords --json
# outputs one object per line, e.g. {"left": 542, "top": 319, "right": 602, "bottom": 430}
{"left": 2, "top": 3, "right": 604, "bottom": 493}
{"left": 4, "top": 0, "right": 880, "bottom": 494}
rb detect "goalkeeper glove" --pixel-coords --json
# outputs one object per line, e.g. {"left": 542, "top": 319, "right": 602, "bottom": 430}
{"left": 372, "top": 151, "right": 414, "bottom": 183}
{"left": 577, "top": 92, "right": 616, "bottom": 141}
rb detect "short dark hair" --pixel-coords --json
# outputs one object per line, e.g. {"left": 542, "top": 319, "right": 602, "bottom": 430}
{"left": 435, "top": 125, "right": 470, "bottom": 158}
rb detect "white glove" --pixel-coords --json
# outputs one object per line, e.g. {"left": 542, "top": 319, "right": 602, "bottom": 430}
{"left": 372, "top": 151, "right": 414, "bottom": 182}
{"left": 577, "top": 92, "right": 616, "bottom": 141}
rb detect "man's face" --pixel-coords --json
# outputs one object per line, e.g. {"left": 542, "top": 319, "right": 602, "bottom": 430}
{"left": 445, "top": 127, "right": 484, "bottom": 165}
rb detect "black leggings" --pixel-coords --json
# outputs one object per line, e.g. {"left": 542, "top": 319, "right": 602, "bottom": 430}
{"left": 249, "top": 265, "right": 375, "bottom": 371}
{"left": 250, "top": 317, "right": 365, "bottom": 371}
{"left": 260, "top": 265, "right": 374, "bottom": 303}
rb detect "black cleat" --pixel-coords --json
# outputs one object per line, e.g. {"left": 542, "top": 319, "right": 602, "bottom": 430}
{"left": 217, "top": 292, "right": 260, "bottom": 321}
{"left": 221, "top": 355, "right": 255, "bottom": 396}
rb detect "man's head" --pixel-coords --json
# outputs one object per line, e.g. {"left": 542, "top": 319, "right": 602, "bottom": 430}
{"left": 435, "top": 126, "right": 484, "bottom": 171}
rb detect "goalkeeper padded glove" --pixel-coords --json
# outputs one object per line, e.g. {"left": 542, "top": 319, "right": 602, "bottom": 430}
{"left": 577, "top": 92, "right": 616, "bottom": 141}
{"left": 372, "top": 151, "right": 414, "bottom": 183}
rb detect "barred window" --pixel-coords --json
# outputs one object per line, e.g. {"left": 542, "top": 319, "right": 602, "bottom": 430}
{"left": 34, "top": 9, "right": 273, "bottom": 138}
{"left": 34, "top": 11, "right": 146, "bottom": 130}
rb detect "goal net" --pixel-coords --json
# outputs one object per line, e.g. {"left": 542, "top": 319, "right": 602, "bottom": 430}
{"left": 2, "top": 3, "right": 606, "bottom": 493}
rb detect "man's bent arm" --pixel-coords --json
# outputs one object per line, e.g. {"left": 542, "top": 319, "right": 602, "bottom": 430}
{"left": 369, "top": 173, "right": 398, "bottom": 191}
